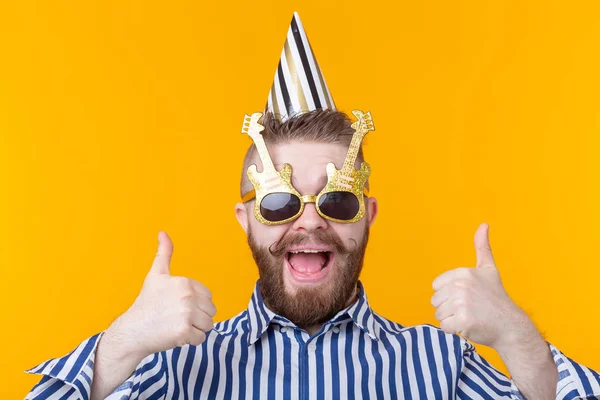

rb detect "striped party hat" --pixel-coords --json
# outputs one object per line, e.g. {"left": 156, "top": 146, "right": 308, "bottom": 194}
{"left": 266, "top": 12, "right": 336, "bottom": 122}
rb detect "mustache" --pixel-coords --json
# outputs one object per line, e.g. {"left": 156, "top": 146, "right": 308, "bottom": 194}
{"left": 268, "top": 230, "right": 357, "bottom": 258}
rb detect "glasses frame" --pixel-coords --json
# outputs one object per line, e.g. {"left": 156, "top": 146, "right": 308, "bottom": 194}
{"left": 240, "top": 110, "right": 374, "bottom": 226}
{"left": 241, "top": 183, "right": 370, "bottom": 225}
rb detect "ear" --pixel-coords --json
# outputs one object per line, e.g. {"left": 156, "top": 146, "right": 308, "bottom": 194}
{"left": 235, "top": 202, "right": 249, "bottom": 233}
{"left": 366, "top": 197, "right": 378, "bottom": 227}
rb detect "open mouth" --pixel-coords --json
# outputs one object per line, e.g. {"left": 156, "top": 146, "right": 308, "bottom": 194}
{"left": 285, "top": 249, "right": 333, "bottom": 282}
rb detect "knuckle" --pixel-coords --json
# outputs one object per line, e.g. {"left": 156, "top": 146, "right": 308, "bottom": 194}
{"left": 454, "top": 278, "right": 472, "bottom": 289}
{"left": 181, "top": 308, "right": 194, "bottom": 322}
{"left": 455, "top": 311, "right": 470, "bottom": 327}
{"left": 191, "top": 280, "right": 212, "bottom": 299}
{"left": 175, "top": 324, "right": 192, "bottom": 339}
{"left": 440, "top": 320, "right": 455, "bottom": 334}
{"left": 175, "top": 279, "right": 194, "bottom": 296}
{"left": 201, "top": 316, "right": 214, "bottom": 332}
{"left": 461, "top": 289, "right": 474, "bottom": 304}
{"left": 180, "top": 278, "right": 193, "bottom": 290}
{"left": 173, "top": 276, "right": 188, "bottom": 285}
{"left": 455, "top": 267, "right": 468, "bottom": 277}
{"left": 453, "top": 295, "right": 466, "bottom": 308}
{"left": 178, "top": 301, "right": 194, "bottom": 316}
{"left": 453, "top": 280, "right": 466, "bottom": 289}
{"left": 200, "top": 287, "right": 213, "bottom": 299}
{"left": 455, "top": 288, "right": 472, "bottom": 303}
{"left": 463, "top": 270, "right": 475, "bottom": 280}
{"left": 180, "top": 293, "right": 195, "bottom": 303}
{"left": 171, "top": 276, "right": 183, "bottom": 286}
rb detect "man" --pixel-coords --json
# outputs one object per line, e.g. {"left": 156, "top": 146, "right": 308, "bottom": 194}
{"left": 26, "top": 12, "right": 599, "bottom": 400}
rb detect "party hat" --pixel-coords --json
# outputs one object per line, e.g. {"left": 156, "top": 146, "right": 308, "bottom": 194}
{"left": 266, "top": 12, "right": 336, "bottom": 121}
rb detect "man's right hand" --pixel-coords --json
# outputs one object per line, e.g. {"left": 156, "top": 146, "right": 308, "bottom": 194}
{"left": 105, "top": 231, "right": 216, "bottom": 360}
{"left": 90, "top": 231, "right": 216, "bottom": 400}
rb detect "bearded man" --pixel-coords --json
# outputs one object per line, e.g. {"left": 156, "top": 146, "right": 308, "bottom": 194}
{"left": 26, "top": 12, "right": 599, "bottom": 400}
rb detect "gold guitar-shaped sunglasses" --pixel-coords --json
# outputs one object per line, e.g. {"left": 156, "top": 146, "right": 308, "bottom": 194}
{"left": 241, "top": 110, "right": 374, "bottom": 225}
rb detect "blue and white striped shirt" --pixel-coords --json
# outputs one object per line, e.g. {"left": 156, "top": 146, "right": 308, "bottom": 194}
{"left": 26, "top": 282, "right": 600, "bottom": 399}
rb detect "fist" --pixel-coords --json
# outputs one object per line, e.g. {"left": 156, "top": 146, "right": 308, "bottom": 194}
{"left": 112, "top": 231, "right": 217, "bottom": 358}
{"left": 431, "top": 223, "right": 527, "bottom": 349}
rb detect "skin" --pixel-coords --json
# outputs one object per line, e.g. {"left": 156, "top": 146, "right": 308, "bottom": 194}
{"left": 88, "top": 140, "right": 557, "bottom": 399}
{"left": 432, "top": 223, "right": 558, "bottom": 399}
{"left": 235, "top": 141, "right": 378, "bottom": 336}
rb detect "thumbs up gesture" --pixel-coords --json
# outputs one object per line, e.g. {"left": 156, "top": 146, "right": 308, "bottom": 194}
{"left": 109, "top": 231, "right": 217, "bottom": 359}
{"left": 431, "top": 223, "right": 530, "bottom": 349}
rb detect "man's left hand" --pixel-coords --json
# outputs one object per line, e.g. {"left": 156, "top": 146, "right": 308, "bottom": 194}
{"left": 431, "top": 223, "right": 533, "bottom": 350}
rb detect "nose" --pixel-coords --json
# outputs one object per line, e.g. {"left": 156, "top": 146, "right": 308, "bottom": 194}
{"left": 291, "top": 201, "right": 328, "bottom": 232}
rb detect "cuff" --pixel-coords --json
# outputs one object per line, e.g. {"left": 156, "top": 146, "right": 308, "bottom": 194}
{"left": 25, "top": 332, "right": 164, "bottom": 400}
{"left": 509, "top": 342, "right": 600, "bottom": 400}
{"left": 25, "top": 332, "right": 104, "bottom": 400}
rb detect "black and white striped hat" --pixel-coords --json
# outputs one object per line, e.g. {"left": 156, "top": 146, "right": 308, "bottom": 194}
{"left": 266, "top": 12, "right": 336, "bottom": 122}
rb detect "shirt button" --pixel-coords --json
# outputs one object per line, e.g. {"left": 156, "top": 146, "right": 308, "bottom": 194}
{"left": 280, "top": 326, "right": 288, "bottom": 333}
{"left": 308, "top": 343, "right": 316, "bottom": 351}
{"left": 332, "top": 327, "right": 340, "bottom": 334}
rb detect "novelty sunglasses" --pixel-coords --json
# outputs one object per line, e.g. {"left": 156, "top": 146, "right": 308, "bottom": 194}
{"left": 241, "top": 110, "right": 374, "bottom": 225}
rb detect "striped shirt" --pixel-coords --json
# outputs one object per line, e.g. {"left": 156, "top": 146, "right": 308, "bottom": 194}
{"left": 26, "top": 281, "right": 600, "bottom": 399}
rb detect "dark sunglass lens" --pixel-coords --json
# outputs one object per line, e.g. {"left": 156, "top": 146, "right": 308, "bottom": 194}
{"left": 260, "top": 193, "right": 301, "bottom": 222}
{"left": 318, "top": 191, "right": 360, "bottom": 221}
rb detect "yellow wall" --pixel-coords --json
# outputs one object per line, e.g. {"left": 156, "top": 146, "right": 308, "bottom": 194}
{"left": 1, "top": 0, "right": 599, "bottom": 396}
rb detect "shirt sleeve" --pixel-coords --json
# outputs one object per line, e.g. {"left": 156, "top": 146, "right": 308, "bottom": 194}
{"left": 507, "top": 343, "right": 600, "bottom": 400}
{"left": 24, "top": 332, "right": 168, "bottom": 400}
{"left": 457, "top": 339, "right": 600, "bottom": 399}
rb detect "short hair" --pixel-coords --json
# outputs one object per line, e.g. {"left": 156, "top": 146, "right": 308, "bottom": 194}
{"left": 240, "top": 109, "right": 366, "bottom": 197}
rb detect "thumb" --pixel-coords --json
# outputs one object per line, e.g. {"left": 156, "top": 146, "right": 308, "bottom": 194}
{"left": 474, "top": 223, "right": 496, "bottom": 269}
{"left": 150, "top": 231, "right": 173, "bottom": 275}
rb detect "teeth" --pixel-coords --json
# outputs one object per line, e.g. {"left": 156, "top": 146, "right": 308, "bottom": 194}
{"left": 290, "top": 250, "right": 327, "bottom": 254}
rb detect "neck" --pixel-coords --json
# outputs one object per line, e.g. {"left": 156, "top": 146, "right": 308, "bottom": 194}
{"left": 301, "top": 285, "right": 360, "bottom": 336}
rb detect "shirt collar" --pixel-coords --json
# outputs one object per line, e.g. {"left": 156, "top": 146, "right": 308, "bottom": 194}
{"left": 245, "top": 280, "right": 378, "bottom": 346}
{"left": 343, "top": 281, "right": 379, "bottom": 341}
{"left": 246, "top": 282, "right": 277, "bottom": 345}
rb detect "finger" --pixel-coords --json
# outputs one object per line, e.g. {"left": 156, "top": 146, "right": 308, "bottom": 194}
{"left": 197, "top": 297, "right": 217, "bottom": 318}
{"left": 474, "top": 223, "right": 496, "bottom": 269}
{"left": 181, "top": 296, "right": 214, "bottom": 331}
{"left": 434, "top": 298, "right": 455, "bottom": 321}
{"left": 189, "top": 280, "right": 213, "bottom": 299}
{"left": 191, "top": 310, "right": 214, "bottom": 332}
{"left": 150, "top": 231, "right": 173, "bottom": 275}
{"left": 439, "top": 315, "right": 460, "bottom": 336}
{"left": 432, "top": 268, "right": 470, "bottom": 291}
{"left": 186, "top": 329, "right": 207, "bottom": 347}
{"left": 430, "top": 285, "right": 454, "bottom": 308}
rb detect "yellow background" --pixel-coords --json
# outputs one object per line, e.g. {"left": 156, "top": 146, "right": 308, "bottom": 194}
{"left": 1, "top": 0, "right": 599, "bottom": 397}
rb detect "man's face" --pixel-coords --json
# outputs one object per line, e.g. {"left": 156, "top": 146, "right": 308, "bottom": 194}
{"left": 236, "top": 141, "right": 378, "bottom": 327}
